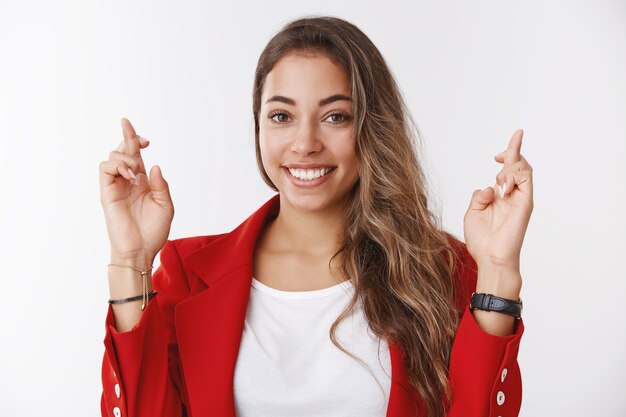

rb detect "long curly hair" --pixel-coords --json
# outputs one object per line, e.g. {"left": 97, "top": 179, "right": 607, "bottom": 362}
{"left": 251, "top": 15, "right": 463, "bottom": 417}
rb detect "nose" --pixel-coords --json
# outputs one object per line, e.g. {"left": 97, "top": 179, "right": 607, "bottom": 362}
{"left": 290, "top": 121, "right": 322, "bottom": 156}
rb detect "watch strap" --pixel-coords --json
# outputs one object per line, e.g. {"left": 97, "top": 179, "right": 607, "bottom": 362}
{"left": 470, "top": 292, "right": 523, "bottom": 319}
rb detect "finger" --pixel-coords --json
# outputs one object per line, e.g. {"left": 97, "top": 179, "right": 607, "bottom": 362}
{"left": 116, "top": 136, "right": 149, "bottom": 153}
{"left": 506, "top": 170, "right": 533, "bottom": 195}
{"left": 494, "top": 152, "right": 531, "bottom": 169}
{"left": 147, "top": 165, "right": 174, "bottom": 210}
{"left": 108, "top": 150, "right": 145, "bottom": 175}
{"left": 494, "top": 151, "right": 506, "bottom": 163}
{"left": 519, "top": 154, "right": 531, "bottom": 169}
{"left": 467, "top": 187, "right": 495, "bottom": 212}
{"left": 121, "top": 118, "right": 142, "bottom": 157}
{"left": 497, "top": 166, "right": 532, "bottom": 194}
{"left": 498, "top": 170, "right": 533, "bottom": 198}
{"left": 496, "top": 160, "right": 528, "bottom": 185}
{"left": 503, "top": 129, "right": 524, "bottom": 166}
{"left": 99, "top": 159, "right": 137, "bottom": 189}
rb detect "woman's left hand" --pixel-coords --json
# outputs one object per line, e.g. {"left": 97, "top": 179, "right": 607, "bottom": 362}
{"left": 463, "top": 129, "right": 534, "bottom": 275}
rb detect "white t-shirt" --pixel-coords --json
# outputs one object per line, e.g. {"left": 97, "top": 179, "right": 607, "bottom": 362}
{"left": 233, "top": 277, "right": 392, "bottom": 417}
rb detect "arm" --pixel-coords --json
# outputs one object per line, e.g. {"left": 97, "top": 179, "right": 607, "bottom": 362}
{"left": 446, "top": 128, "right": 532, "bottom": 416}
{"left": 101, "top": 240, "right": 189, "bottom": 417}
{"left": 472, "top": 263, "right": 522, "bottom": 336}
{"left": 445, "top": 239, "right": 524, "bottom": 417}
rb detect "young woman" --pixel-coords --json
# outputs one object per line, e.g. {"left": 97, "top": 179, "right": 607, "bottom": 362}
{"left": 99, "top": 16, "right": 533, "bottom": 417}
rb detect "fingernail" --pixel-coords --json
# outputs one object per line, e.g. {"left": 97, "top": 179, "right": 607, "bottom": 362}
{"left": 134, "top": 173, "right": 141, "bottom": 186}
{"left": 498, "top": 184, "right": 504, "bottom": 198}
{"left": 127, "top": 167, "right": 136, "bottom": 179}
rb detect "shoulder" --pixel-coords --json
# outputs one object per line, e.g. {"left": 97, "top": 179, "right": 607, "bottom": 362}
{"left": 442, "top": 232, "right": 478, "bottom": 312}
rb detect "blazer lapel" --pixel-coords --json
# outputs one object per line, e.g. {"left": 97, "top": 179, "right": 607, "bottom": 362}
{"left": 171, "top": 193, "right": 422, "bottom": 417}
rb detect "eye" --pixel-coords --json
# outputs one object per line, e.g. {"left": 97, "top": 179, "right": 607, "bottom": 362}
{"left": 325, "top": 112, "right": 351, "bottom": 124}
{"left": 267, "top": 110, "right": 352, "bottom": 125}
{"left": 268, "top": 111, "right": 290, "bottom": 124}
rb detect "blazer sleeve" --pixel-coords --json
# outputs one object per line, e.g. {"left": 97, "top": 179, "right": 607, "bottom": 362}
{"left": 445, "top": 237, "right": 525, "bottom": 417}
{"left": 101, "top": 240, "right": 190, "bottom": 417}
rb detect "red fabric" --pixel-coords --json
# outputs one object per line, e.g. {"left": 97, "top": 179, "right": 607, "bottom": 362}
{"left": 101, "top": 194, "right": 524, "bottom": 417}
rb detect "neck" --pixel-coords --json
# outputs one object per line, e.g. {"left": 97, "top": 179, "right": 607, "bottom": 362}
{"left": 271, "top": 194, "right": 346, "bottom": 256}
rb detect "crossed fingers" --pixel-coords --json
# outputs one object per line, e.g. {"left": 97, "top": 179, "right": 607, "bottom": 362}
{"left": 116, "top": 118, "right": 149, "bottom": 176}
{"left": 493, "top": 130, "right": 533, "bottom": 198}
{"left": 99, "top": 118, "right": 151, "bottom": 190}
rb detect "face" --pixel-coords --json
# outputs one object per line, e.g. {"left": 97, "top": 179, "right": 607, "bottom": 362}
{"left": 259, "top": 52, "right": 359, "bottom": 214}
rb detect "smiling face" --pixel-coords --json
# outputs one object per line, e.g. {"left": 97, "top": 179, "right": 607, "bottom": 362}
{"left": 258, "top": 52, "right": 359, "bottom": 214}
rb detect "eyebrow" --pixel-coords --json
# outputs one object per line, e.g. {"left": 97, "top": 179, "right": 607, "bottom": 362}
{"left": 264, "top": 94, "right": 352, "bottom": 107}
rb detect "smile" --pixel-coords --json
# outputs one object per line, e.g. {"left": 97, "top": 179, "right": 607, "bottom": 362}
{"left": 287, "top": 167, "right": 335, "bottom": 180}
{"left": 282, "top": 166, "right": 337, "bottom": 188}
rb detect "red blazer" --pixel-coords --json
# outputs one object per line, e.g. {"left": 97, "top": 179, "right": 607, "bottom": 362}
{"left": 101, "top": 193, "right": 524, "bottom": 417}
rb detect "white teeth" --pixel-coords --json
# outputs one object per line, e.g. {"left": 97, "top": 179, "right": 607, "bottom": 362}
{"left": 288, "top": 167, "right": 333, "bottom": 180}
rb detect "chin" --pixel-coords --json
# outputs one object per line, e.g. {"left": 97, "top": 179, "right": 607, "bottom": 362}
{"left": 279, "top": 190, "right": 346, "bottom": 214}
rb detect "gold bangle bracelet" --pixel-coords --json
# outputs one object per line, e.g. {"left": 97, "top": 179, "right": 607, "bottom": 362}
{"left": 107, "top": 264, "right": 154, "bottom": 310}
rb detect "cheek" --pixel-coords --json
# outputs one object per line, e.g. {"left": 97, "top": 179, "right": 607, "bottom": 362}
{"left": 334, "top": 133, "right": 357, "bottom": 164}
{"left": 258, "top": 132, "right": 283, "bottom": 168}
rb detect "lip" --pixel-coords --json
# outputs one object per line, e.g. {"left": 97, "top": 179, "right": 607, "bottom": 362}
{"left": 282, "top": 166, "right": 337, "bottom": 188}
{"left": 282, "top": 163, "right": 337, "bottom": 169}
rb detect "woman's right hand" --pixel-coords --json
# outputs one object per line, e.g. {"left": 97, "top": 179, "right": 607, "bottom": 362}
{"left": 99, "top": 118, "right": 175, "bottom": 265}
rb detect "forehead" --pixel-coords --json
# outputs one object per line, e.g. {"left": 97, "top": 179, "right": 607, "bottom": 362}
{"left": 262, "top": 53, "right": 350, "bottom": 103}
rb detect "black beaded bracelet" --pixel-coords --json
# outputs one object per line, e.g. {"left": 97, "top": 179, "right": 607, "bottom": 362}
{"left": 108, "top": 291, "right": 158, "bottom": 305}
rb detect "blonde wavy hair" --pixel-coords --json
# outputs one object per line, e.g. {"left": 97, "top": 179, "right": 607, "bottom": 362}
{"left": 252, "top": 16, "right": 465, "bottom": 417}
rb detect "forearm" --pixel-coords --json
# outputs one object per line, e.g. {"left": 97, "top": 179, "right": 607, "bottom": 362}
{"left": 472, "top": 264, "right": 522, "bottom": 336}
{"left": 108, "top": 256, "right": 155, "bottom": 333}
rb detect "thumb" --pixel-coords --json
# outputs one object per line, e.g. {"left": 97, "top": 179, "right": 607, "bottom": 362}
{"left": 467, "top": 187, "right": 494, "bottom": 212}
{"left": 148, "top": 165, "right": 174, "bottom": 209}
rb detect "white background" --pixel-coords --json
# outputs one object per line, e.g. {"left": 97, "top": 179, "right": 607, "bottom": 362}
{"left": 0, "top": 0, "right": 625, "bottom": 415}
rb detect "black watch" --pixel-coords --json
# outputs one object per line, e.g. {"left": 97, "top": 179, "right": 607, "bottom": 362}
{"left": 470, "top": 292, "right": 523, "bottom": 319}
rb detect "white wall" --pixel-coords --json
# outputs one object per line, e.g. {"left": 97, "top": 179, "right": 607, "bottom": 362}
{"left": 0, "top": 0, "right": 624, "bottom": 415}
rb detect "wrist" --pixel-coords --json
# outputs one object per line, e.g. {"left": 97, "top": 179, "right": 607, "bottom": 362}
{"left": 470, "top": 292, "right": 523, "bottom": 319}
{"left": 476, "top": 263, "right": 522, "bottom": 300}
{"left": 109, "top": 254, "right": 155, "bottom": 269}
{"left": 107, "top": 262, "right": 154, "bottom": 300}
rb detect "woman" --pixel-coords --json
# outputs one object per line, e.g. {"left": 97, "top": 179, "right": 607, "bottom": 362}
{"left": 99, "top": 16, "right": 533, "bottom": 417}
